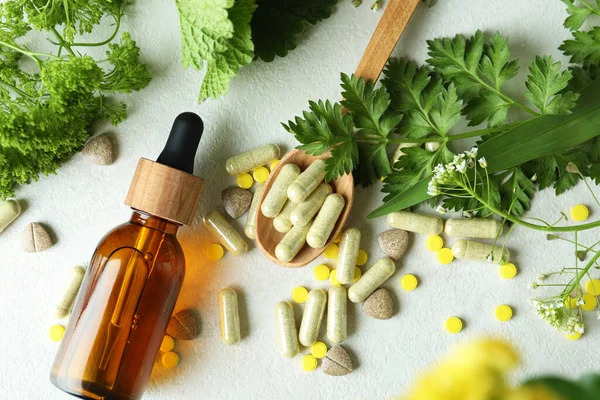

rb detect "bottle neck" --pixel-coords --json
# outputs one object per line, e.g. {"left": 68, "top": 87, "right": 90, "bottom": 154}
{"left": 130, "top": 210, "right": 180, "bottom": 235}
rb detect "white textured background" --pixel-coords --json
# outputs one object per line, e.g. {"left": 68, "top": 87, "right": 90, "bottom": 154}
{"left": 1, "top": 1, "right": 599, "bottom": 399}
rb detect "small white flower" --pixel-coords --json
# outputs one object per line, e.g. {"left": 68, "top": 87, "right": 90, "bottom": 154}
{"left": 538, "top": 274, "right": 546, "bottom": 281}
{"left": 467, "top": 160, "right": 475, "bottom": 169}
{"left": 427, "top": 181, "right": 440, "bottom": 196}
{"left": 576, "top": 298, "right": 585, "bottom": 306}
{"left": 463, "top": 212, "right": 473, "bottom": 218}
{"left": 531, "top": 173, "right": 537, "bottom": 182}
{"left": 529, "top": 282, "right": 539, "bottom": 290}
{"left": 478, "top": 157, "right": 487, "bottom": 168}
{"left": 466, "top": 147, "right": 478, "bottom": 159}
{"left": 486, "top": 253, "right": 494, "bottom": 262}
{"left": 456, "top": 160, "right": 467, "bottom": 173}
{"left": 436, "top": 205, "right": 448, "bottom": 214}
{"left": 575, "top": 322, "right": 585, "bottom": 334}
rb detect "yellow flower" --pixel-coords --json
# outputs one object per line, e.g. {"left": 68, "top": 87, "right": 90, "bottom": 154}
{"left": 505, "top": 386, "right": 561, "bottom": 400}
{"left": 446, "top": 338, "right": 520, "bottom": 373}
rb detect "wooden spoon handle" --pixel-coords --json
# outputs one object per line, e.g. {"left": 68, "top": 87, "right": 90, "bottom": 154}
{"left": 354, "top": 0, "right": 421, "bottom": 82}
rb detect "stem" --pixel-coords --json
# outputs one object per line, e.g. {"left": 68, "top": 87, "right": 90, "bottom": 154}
{"left": 564, "top": 251, "right": 600, "bottom": 298}
{"left": 0, "top": 41, "right": 55, "bottom": 64}
{"left": 70, "top": 12, "right": 122, "bottom": 47}
{"left": 581, "top": 0, "right": 600, "bottom": 17}
{"left": 0, "top": 80, "right": 34, "bottom": 100}
{"left": 51, "top": 27, "right": 75, "bottom": 56}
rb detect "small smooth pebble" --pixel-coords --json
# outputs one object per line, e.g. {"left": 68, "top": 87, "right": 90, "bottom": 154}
{"left": 221, "top": 187, "right": 252, "bottom": 218}
{"left": 322, "top": 345, "right": 353, "bottom": 376}
{"left": 21, "top": 222, "right": 54, "bottom": 252}
{"left": 377, "top": 229, "right": 410, "bottom": 260}
{"left": 362, "top": 288, "right": 394, "bottom": 319}
{"left": 82, "top": 134, "right": 114, "bottom": 165}
{"left": 0, "top": 199, "right": 21, "bottom": 233}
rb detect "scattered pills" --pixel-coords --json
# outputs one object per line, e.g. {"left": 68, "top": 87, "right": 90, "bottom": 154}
{"left": 452, "top": 239, "right": 510, "bottom": 264}
{"left": 236, "top": 173, "right": 254, "bottom": 189}
{"left": 499, "top": 263, "right": 518, "bottom": 279}
{"left": 21, "top": 222, "right": 54, "bottom": 253}
{"left": 49, "top": 325, "right": 65, "bottom": 342}
{"left": 323, "top": 243, "right": 339, "bottom": 259}
{"left": 570, "top": 204, "right": 589, "bottom": 221}
{"left": 270, "top": 159, "right": 280, "bottom": 171}
{"left": 160, "top": 335, "right": 175, "bottom": 352}
{"left": 262, "top": 163, "right": 301, "bottom": 218}
{"left": 445, "top": 218, "right": 504, "bottom": 239}
{"left": 307, "top": 193, "right": 345, "bottom": 248}
{"left": 206, "top": 243, "right": 225, "bottom": 261}
{"left": 275, "top": 223, "right": 311, "bottom": 262}
{"left": 226, "top": 144, "right": 280, "bottom": 176}
{"left": 292, "top": 286, "right": 309, "bottom": 304}
{"left": 287, "top": 159, "right": 327, "bottom": 203}
{"left": 495, "top": 305, "right": 513, "bottom": 322}
{"left": 337, "top": 227, "right": 361, "bottom": 284}
{"left": 221, "top": 187, "right": 252, "bottom": 218}
{"left": 252, "top": 167, "right": 270, "bottom": 183}
{"left": 356, "top": 249, "right": 368, "bottom": 266}
{"left": 387, "top": 211, "right": 443, "bottom": 235}
{"left": 445, "top": 317, "right": 463, "bottom": 334}
{"left": 55, "top": 266, "right": 86, "bottom": 319}
{"left": 244, "top": 183, "right": 265, "bottom": 240}
{"left": 330, "top": 269, "right": 341, "bottom": 287}
{"left": 299, "top": 289, "right": 327, "bottom": 347}
{"left": 348, "top": 257, "right": 396, "bottom": 303}
{"left": 203, "top": 210, "right": 248, "bottom": 256}
{"left": 219, "top": 288, "right": 241, "bottom": 345}
{"left": 377, "top": 229, "right": 410, "bottom": 260}
{"left": 564, "top": 297, "right": 579, "bottom": 309}
{"left": 436, "top": 248, "right": 454, "bottom": 264}
{"left": 273, "top": 200, "right": 297, "bottom": 233}
{"left": 566, "top": 331, "right": 582, "bottom": 341}
{"left": 426, "top": 235, "right": 444, "bottom": 251}
{"left": 322, "top": 345, "right": 353, "bottom": 376}
{"left": 161, "top": 352, "right": 179, "bottom": 368}
{"left": 167, "top": 309, "right": 199, "bottom": 340}
{"left": 362, "top": 288, "right": 394, "bottom": 319}
{"left": 400, "top": 274, "right": 418, "bottom": 291}
{"left": 313, "top": 264, "right": 330, "bottom": 281}
{"left": 311, "top": 342, "right": 328, "bottom": 359}
{"left": 290, "top": 183, "right": 332, "bottom": 227}
{"left": 581, "top": 293, "right": 597, "bottom": 311}
{"left": 353, "top": 267, "right": 361, "bottom": 282}
{"left": 275, "top": 301, "right": 299, "bottom": 358}
{"left": 0, "top": 199, "right": 21, "bottom": 233}
{"left": 327, "top": 286, "right": 347, "bottom": 343}
{"left": 301, "top": 354, "right": 318, "bottom": 372}
{"left": 585, "top": 279, "right": 600, "bottom": 295}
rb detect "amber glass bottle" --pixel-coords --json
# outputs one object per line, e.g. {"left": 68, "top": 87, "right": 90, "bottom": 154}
{"left": 51, "top": 113, "right": 205, "bottom": 400}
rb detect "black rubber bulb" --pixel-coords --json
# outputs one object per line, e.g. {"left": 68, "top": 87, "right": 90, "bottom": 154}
{"left": 156, "top": 112, "right": 204, "bottom": 174}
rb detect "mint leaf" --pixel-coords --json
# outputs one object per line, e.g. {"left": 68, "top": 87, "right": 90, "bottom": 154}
{"left": 561, "top": 26, "right": 600, "bottom": 66}
{"left": 524, "top": 56, "right": 579, "bottom": 114}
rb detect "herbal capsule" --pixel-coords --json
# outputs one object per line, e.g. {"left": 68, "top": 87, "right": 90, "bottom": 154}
{"left": 445, "top": 218, "right": 504, "bottom": 239}
{"left": 273, "top": 200, "right": 297, "bottom": 233}
{"left": 203, "top": 210, "right": 248, "bottom": 255}
{"left": 275, "top": 223, "right": 311, "bottom": 262}
{"left": 289, "top": 183, "right": 332, "bottom": 227}
{"left": 275, "top": 301, "right": 299, "bottom": 358}
{"left": 391, "top": 143, "right": 420, "bottom": 168}
{"left": 244, "top": 183, "right": 265, "bottom": 239}
{"left": 337, "top": 227, "right": 361, "bottom": 285}
{"left": 287, "top": 159, "right": 326, "bottom": 203}
{"left": 387, "top": 211, "right": 443, "bottom": 235}
{"left": 452, "top": 239, "right": 511, "bottom": 263}
{"left": 299, "top": 289, "right": 327, "bottom": 347}
{"left": 226, "top": 144, "right": 280, "bottom": 176}
{"left": 261, "top": 163, "right": 300, "bottom": 218}
{"left": 348, "top": 257, "right": 396, "bottom": 303}
{"left": 55, "top": 266, "right": 86, "bottom": 319}
{"left": 306, "top": 193, "right": 345, "bottom": 249}
{"left": 0, "top": 199, "right": 21, "bottom": 233}
{"left": 219, "top": 288, "right": 241, "bottom": 345}
{"left": 327, "top": 286, "right": 347, "bottom": 343}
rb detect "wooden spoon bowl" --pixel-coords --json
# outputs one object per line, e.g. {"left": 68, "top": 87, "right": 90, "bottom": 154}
{"left": 256, "top": 149, "right": 354, "bottom": 267}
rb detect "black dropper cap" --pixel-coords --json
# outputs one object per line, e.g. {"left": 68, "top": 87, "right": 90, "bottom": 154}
{"left": 156, "top": 112, "right": 204, "bottom": 174}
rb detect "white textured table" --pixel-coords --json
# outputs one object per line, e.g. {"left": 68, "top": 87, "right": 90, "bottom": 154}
{"left": 1, "top": 1, "right": 598, "bottom": 399}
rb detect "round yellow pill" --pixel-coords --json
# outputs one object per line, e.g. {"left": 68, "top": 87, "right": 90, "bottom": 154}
{"left": 323, "top": 243, "right": 338, "bottom": 259}
{"left": 401, "top": 274, "right": 418, "bottom": 291}
{"left": 49, "top": 325, "right": 65, "bottom": 342}
{"left": 356, "top": 249, "right": 368, "bottom": 266}
{"left": 426, "top": 235, "right": 444, "bottom": 252}
{"left": 236, "top": 173, "right": 253, "bottom": 189}
{"left": 206, "top": 243, "right": 225, "bottom": 261}
{"left": 585, "top": 279, "right": 600, "bottom": 295}
{"left": 570, "top": 204, "right": 589, "bottom": 221}
{"left": 292, "top": 286, "right": 309, "bottom": 303}
{"left": 252, "top": 167, "right": 270, "bottom": 183}
{"left": 313, "top": 264, "right": 330, "bottom": 281}
{"left": 581, "top": 293, "right": 597, "bottom": 311}
{"left": 495, "top": 305, "right": 513, "bottom": 322}
{"left": 162, "top": 351, "right": 179, "bottom": 368}
{"left": 269, "top": 159, "right": 280, "bottom": 171}
{"left": 437, "top": 248, "right": 454, "bottom": 264}
{"left": 566, "top": 331, "right": 582, "bottom": 341}
{"left": 160, "top": 335, "right": 175, "bottom": 352}
{"left": 310, "top": 342, "right": 328, "bottom": 359}
{"left": 330, "top": 269, "right": 341, "bottom": 287}
{"left": 301, "top": 354, "right": 318, "bottom": 372}
{"left": 499, "top": 263, "right": 517, "bottom": 280}
{"left": 353, "top": 266, "right": 362, "bottom": 282}
{"left": 565, "top": 297, "right": 579, "bottom": 309}
{"left": 445, "top": 317, "right": 463, "bottom": 334}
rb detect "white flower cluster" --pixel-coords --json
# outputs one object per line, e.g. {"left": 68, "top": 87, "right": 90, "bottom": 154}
{"left": 530, "top": 299, "right": 565, "bottom": 330}
{"left": 427, "top": 147, "right": 487, "bottom": 196}
{"left": 566, "top": 316, "right": 585, "bottom": 334}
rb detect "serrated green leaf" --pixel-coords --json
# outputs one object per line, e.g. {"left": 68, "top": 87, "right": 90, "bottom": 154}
{"left": 463, "top": 91, "right": 510, "bottom": 127}
{"left": 499, "top": 167, "right": 535, "bottom": 216}
{"left": 561, "top": 0, "right": 600, "bottom": 31}
{"left": 524, "top": 56, "right": 579, "bottom": 114}
{"left": 479, "top": 32, "right": 519, "bottom": 90}
{"left": 561, "top": 26, "right": 600, "bottom": 66}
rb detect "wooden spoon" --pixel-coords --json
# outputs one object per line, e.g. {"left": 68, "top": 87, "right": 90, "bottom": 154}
{"left": 256, "top": 0, "right": 421, "bottom": 267}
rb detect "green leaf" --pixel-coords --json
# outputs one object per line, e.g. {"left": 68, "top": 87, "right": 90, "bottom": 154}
{"left": 102, "top": 32, "right": 151, "bottom": 93}
{"left": 499, "top": 167, "right": 535, "bottom": 216}
{"left": 523, "top": 377, "right": 589, "bottom": 400}
{"left": 561, "top": 0, "right": 600, "bottom": 31}
{"left": 463, "top": 91, "right": 511, "bottom": 127}
{"left": 524, "top": 55, "right": 579, "bottom": 114}
{"left": 578, "top": 373, "right": 600, "bottom": 398}
{"left": 561, "top": 26, "right": 600, "bottom": 66}
{"left": 479, "top": 32, "right": 519, "bottom": 90}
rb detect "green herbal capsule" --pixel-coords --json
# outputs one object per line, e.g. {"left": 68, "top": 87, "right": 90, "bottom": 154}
{"left": 275, "top": 301, "right": 299, "bottom": 358}
{"left": 55, "top": 266, "right": 86, "bottom": 319}
{"left": 219, "top": 288, "right": 241, "bottom": 345}
{"left": 337, "top": 227, "right": 361, "bottom": 285}
{"left": 391, "top": 143, "right": 420, "bottom": 169}
{"left": 203, "top": 210, "right": 248, "bottom": 255}
{"left": 275, "top": 223, "right": 311, "bottom": 262}
{"left": 289, "top": 183, "right": 332, "bottom": 227}
{"left": 244, "top": 183, "right": 265, "bottom": 240}
{"left": 287, "top": 159, "right": 326, "bottom": 203}
{"left": 0, "top": 199, "right": 21, "bottom": 234}
{"left": 261, "top": 163, "right": 300, "bottom": 218}
{"left": 273, "top": 200, "right": 297, "bottom": 233}
{"left": 445, "top": 218, "right": 504, "bottom": 239}
{"left": 348, "top": 257, "right": 396, "bottom": 303}
{"left": 299, "top": 289, "right": 327, "bottom": 347}
{"left": 306, "top": 193, "right": 345, "bottom": 249}
{"left": 452, "top": 239, "right": 510, "bottom": 264}
{"left": 387, "top": 211, "right": 443, "bottom": 235}
{"left": 225, "top": 144, "right": 280, "bottom": 176}
{"left": 327, "top": 286, "right": 347, "bottom": 343}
